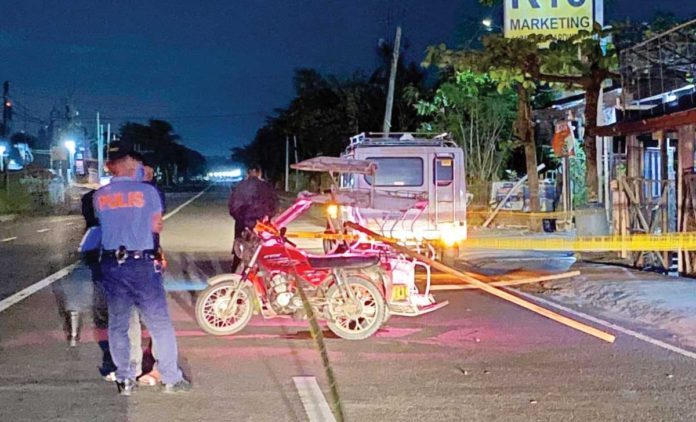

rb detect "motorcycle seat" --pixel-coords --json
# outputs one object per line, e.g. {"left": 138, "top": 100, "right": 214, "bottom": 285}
{"left": 307, "top": 254, "right": 379, "bottom": 269}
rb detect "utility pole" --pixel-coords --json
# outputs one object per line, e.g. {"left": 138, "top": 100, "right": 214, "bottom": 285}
{"left": 293, "top": 135, "right": 299, "bottom": 191}
{"left": 382, "top": 26, "right": 401, "bottom": 135}
{"left": 2, "top": 81, "right": 12, "bottom": 137}
{"left": 97, "top": 113, "right": 104, "bottom": 178}
{"left": 285, "top": 135, "right": 290, "bottom": 192}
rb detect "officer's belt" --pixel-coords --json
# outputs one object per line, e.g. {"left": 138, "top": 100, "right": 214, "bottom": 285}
{"left": 102, "top": 250, "right": 156, "bottom": 260}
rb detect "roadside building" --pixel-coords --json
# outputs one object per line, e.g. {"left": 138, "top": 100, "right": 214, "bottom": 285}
{"left": 592, "top": 19, "right": 696, "bottom": 273}
{"left": 533, "top": 20, "right": 696, "bottom": 273}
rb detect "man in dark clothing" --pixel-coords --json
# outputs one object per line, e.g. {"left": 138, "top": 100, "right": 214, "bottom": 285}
{"left": 228, "top": 166, "right": 278, "bottom": 271}
{"left": 80, "top": 189, "right": 114, "bottom": 377}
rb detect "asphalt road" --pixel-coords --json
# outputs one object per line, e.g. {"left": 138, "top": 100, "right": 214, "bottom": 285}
{"left": 1, "top": 186, "right": 695, "bottom": 422}
{"left": 0, "top": 192, "right": 200, "bottom": 301}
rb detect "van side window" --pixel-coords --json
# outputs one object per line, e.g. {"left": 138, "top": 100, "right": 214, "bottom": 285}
{"left": 364, "top": 157, "right": 423, "bottom": 187}
{"left": 340, "top": 173, "right": 355, "bottom": 189}
{"left": 434, "top": 157, "right": 454, "bottom": 186}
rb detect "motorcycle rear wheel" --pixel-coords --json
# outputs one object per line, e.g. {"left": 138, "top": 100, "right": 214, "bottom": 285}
{"left": 195, "top": 281, "right": 253, "bottom": 336}
{"left": 326, "top": 277, "right": 385, "bottom": 340}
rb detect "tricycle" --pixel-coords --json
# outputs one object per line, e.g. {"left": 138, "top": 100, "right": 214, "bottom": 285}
{"left": 194, "top": 161, "right": 449, "bottom": 339}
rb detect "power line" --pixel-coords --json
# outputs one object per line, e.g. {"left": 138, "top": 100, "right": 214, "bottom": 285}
{"left": 95, "top": 111, "right": 269, "bottom": 121}
{"left": 11, "top": 99, "right": 47, "bottom": 124}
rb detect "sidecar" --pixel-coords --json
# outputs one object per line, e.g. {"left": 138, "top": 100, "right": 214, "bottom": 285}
{"left": 281, "top": 155, "right": 449, "bottom": 317}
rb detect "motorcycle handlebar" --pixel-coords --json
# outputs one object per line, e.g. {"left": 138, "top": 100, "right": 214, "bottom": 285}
{"left": 279, "top": 227, "right": 297, "bottom": 247}
{"left": 254, "top": 222, "right": 296, "bottom": 247}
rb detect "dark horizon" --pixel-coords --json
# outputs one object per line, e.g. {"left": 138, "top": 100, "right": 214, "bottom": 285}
{"left": 1, "top": 0, "right": 694, "bottom": 157}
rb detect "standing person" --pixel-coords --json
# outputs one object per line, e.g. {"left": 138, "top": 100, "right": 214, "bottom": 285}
{"left": 80, "top": 187, "right": 116, "bottom": 377}
{"left": 228, "top": 165, "right": 278, "bottom": 271}
{"left": 94, "top": 142, "right": 190, "bottom": 395}
{"left": 125, "top": 152, "right": 165, "bottom": 386}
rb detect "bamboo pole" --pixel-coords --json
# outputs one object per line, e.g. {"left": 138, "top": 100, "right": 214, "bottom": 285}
{"left": 483, "top": 164, "right": 545, "bottom": 228}
{"left": 431, "top": 271, "right": 580, "bottom": 290}
{"left": 346, "top": 222, "right": 615, "bottom": 343}
{"left": 418, "top": 270, "right": 581, "bottom": 289}
{"left": 619, "top": 177, "right": 668, "bottom": 268}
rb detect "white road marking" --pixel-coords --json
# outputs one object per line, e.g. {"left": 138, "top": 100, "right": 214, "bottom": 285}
{"left": 36, "top": 228, "right": 50, "bottom": 233}
{"left": 2, "top": 237, "right": 18, "bottom": 242}
{"left": 0, "top": 187, "right": 210, "bottom": 314}
{"left": 293, "top": 376, "right": 336, "bottom": 422}
{"left": 163, "top": 185, "right": 211, "bottom": 221}
{"left": 0, "top": 264, "right": 78, "bottom": 313}
{"left": 508, "top": 288, "right": 696, "bottom": 361}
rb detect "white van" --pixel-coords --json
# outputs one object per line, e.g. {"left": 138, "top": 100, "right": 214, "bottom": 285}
{"left": 337, "top": 132, "right": 468, "bottom": 251}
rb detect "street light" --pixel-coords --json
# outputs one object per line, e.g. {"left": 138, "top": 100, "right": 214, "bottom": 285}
{"left": 482, "top": 18, "right": 502, "bottom": 32}
{"left": 64, "top": 140, "right": 76, "bottom": 155}
{"left": 64, "top": 140, "right": 76, "bottom": 184}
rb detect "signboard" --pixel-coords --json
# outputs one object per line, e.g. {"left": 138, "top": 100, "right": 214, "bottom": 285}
{"left": 551, "top": 121, "right": 576, "bottom": 157}
{"left": 504, "top": 0, "right": 596, "bottom": 39}
{"left": 490, "top": 181, "right": 557, "bottom": 211}
{"left": 51, "top": 146, "right": 67, "bottom": 161}
{"left": 75, "top": 152, "right": 85, "bottom": 175}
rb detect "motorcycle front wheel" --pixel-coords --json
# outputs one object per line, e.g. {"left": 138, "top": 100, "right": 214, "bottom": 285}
{"left": 195, "top": 281, "right": 254, "bottom": 336}
{"left": 326, "top": 277, "right": 386, "bottom": 340}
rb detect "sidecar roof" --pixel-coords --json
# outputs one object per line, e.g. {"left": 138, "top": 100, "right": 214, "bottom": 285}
{"left": 291, "top": 156, "right": 377, "bottom": 175}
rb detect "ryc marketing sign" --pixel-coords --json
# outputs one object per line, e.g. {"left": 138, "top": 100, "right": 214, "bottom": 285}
{"left": 504, "top": 0, "right": 598, "bottom": 39}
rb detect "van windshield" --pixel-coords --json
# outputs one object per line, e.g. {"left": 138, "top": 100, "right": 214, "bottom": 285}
{"left": 364, "top": 157, "right": 423, "bottom": 187}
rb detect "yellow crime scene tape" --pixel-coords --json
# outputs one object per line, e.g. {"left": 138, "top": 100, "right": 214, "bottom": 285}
{"left": 284, "top": 230, "right": 696, "bottom": 252}
{"left": 284, "top": 231, "right": 360, "bottom": 241}
{"left": 467, "top": 209, "right": 576, "bottom": 219}
{"left": 461, "top": 233, "right": 696, "bottom": 252}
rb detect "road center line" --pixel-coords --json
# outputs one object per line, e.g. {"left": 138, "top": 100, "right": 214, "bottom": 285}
{"left": 0, "top": 264, "right": 78, "bottom": 313}
{"left": 2, "top": 237, "right": 18, "bottom": 242}
{"left": 36, "top": 228, "right": 50, "bottom": 233}
{"left": 508, "top": 288, "right": 696, "bottom": 361}
{"left": 0, "top": 187, "right": 209, "bottom": 314}
{"left": 163, "top": 185, "right": 211, "bottom": 221}
{"left": 293, "top": 376, "right": 336, "bottom": 422}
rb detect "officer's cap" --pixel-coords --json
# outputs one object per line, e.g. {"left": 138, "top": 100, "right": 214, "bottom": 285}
{"left": 106, "top": 141, "right": 134, "bottom": 161}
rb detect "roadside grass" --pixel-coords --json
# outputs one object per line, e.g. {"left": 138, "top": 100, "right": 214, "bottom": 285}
{"left": 0, "top": 182, "right": 34, "bottom": 214}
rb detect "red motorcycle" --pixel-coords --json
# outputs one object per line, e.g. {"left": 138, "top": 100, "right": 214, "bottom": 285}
{"left": 195, "top": 221, "right": 388, "bottom": 340}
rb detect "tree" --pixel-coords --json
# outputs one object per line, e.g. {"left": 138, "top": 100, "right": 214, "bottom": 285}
{"left": 425, "top": 35, "right": 547, "bottom": 213}
{"left": 541, "top": 28, "right": 619, "bottom": 201}
{"left": 119, "top": 119, "right": 207, "bottom": 184}
{"left": 232, "top": 61, "right": 428, "bottom": 184}
{"left": 426, "top": 25, "right": 620, "bottom": 204}
{"left": 409, "top": 71, "right": 517, "bottom": 200}
{"left": 10, "top": 132, "right": 38, "bottom": 148}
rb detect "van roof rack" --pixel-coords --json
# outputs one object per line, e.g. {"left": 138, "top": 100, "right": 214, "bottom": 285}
{"left": 347, "top": 132, "right": 457, "bottom": 150}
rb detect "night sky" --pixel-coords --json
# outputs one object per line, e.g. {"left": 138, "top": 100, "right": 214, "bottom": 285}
{"left": 1, "top": 0, "right": 694, "bottom": 157}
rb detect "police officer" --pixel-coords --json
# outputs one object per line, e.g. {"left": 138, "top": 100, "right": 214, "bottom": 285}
{"left": 228, "top": 165, "right": 278, "bottom": 271}
{"left": 82, "top": 153, "right": 161, "bottom": 384}
{"left": 94, "top": 142, "right": 190, "bottom": 395}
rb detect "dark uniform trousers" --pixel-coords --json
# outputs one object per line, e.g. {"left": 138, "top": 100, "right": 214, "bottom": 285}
{"left": 101, "top": 256, "right": 182, "bottom": 384}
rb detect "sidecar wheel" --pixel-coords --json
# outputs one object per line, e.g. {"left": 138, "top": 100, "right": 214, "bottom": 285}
{"left": 195, "top": 281, "right": 253, "bottom": 336}
{"left": 326, "top": 277, "right": 385, "bottom": 340}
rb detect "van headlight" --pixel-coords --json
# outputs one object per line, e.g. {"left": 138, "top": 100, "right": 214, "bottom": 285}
{"left": 440, "top": 224, "right": 466, "bottom": 247}
{"left": 326, "top": 203, "right": 339, "bottom": 219}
